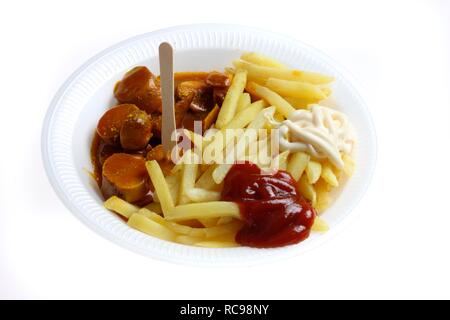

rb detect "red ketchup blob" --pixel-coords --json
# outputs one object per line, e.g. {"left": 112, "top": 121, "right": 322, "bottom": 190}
{"left": 221, "top": 162, "right": 316, "bottom": 248}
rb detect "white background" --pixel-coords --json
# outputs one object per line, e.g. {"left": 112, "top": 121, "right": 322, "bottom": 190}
{"left": 1, "top": 0, "right": 449, "bottom": 299}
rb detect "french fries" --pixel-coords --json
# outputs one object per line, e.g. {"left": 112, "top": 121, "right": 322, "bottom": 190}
{"left": 186, "top": 188, "right": 221, "bottom": 202}
{"left": 178, "top": 151, "right": 199, "bottom": 205}
{"left": 198, "top": 218, "right": 219, "bottom": 228}
{"left": 234, "top": 59, "right": 334, "bottom": 84}
{"left": 311, "top": 216, "right": 329, "bottom": 232}
{"left": 195, "top": 164, "right": 219, "bottom": 190}
{"left": 166, "top": 173, "right": 180, "bottom": 206}
{"left": 236, "top": 92, "right": 251, "bottom": 113}
{"left": 212, "top": 129, "right": 260, "bottom": 184}
{"left": 241, "top": 52, "right": 287, "bottom": 69}
{"left": 195, "top": 241, "right": 239, "bottom": 248}
{"left": 153, "top": 173, "right": 179, "bottom": 206}
{"left": 145, "top": 160, "right": 175, "bottom": 216}
{"left": 285, "top": 97, "right": 312, "bottom": 109}
{"left": 247, "top": 82, "right": 295, "bottom": 117}
{"left": 321, "top": 162, "right": 339, "bottom": 187}
{"left": 167, "top": 201, "right": 241, "bottom": 221}
{"left": 137, "top": 208, "right": 241, "bottom": 239}
{"left": 298, "top": 174, "right": 317, "bottom": 206}
{"left": 306, "top": 160, "right": 322, "bottom": 184}
{"left": 287, "top": 152, "right": 310, "bottom": 181}
{"left": 136, "top": 207, "right": 166, "bottom": 223}
{"left": 343, "top": 153, "right": 355, "bottom": 176}
{"left": 215, "top": 69, "right": 247, "bottom": 129}
{"left": 202, "top": 129, "right": 239, "bottom": 163}
{"left": 175, "top": 235, "right": 203, "bottom": 245}
{"left": 265, "top": 78, "right": 326, "bottom": 101}
{"left": 274, "top": 150, "right": 290, "bottom": 171}
{"left": 183, "top": 128, "right": 207, "bottom": 149}
{"left": 104, "top": 196, "right": 139, "bottom": 218}
{"left": 224, "top": 100, "right": 267, "bottom": 129}
{"left": 128, "top": 214, "right": 176, "bottom": 242}
{"left": 251, "top": 107, "right": 276, "bottom": 130}
{"left": 217, "top": 216, "right": 233, "bottom": 225}
{"left": 314, "top": 179, "right": 332, "bottom": 213}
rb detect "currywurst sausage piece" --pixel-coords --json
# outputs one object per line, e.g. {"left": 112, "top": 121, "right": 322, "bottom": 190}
{"left": 120, "top": 110, "right": 153, "bottom": 151}
{"left": 114, "top": 66, "right": 162, "bottom": 114}
{"left": 205, "top": 71, "right": 230, "bottom": 87}
{"left": 97, "top": 104, "right": 140, "bottom": 145}
{"left": 101, "top": 153, "right": 150, "bottom": 203}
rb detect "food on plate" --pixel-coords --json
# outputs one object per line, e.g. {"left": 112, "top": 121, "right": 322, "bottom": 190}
{"left": 221, "top": 162, "right": 315, "bottom": 248}
{"left": 101, "top": 153, "right": 149, "bottom": 203}
{"left": 90, "top": 52, "right": 357, "bottom": 248}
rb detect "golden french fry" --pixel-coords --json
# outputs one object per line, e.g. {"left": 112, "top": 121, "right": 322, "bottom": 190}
{"left": 195, "top": 241, "right": 239, "bottom": 248}
{"left": 316, "top": 176, "right": 333, "bottom": 192}
{"left": 152, "top": 172, "right": 179, "bottom": 204}
{"left": 241, "top": 52, "right": 287, "bottom": 68}
{"left": 195, "top": 164, "right": 221, "bottom": 190}
{"left": 186, "top": 188, "right": 221, "bottom": 202}
{"left": 298, "top": 174, "right": 317, "bottom": 206}
{"left": 248, "top": 106, "right": 276, "bottom": 129}
{"left": 170, "top": 163, "right": 183, "bottom": 175}
{"left": 179, "top": 154, "right": 199, "bottom": 204}
{"left": 285, "top": 97, "right": 315, "bottom": 109}
{"left": 314, "top": 179, "right": 332, "bottom": 213}
{"left": 236, "top": 92, "right": 251, "bottom": 113}
{"left": 137, "top": 208, "right": 204, "bottom": 238}
{"left": 166, "top": 173, "right": 180, "bottom": 206}
{"left": 202, "top": 129, "right": 238, "bottom": 163}
{"left": 215, "top": 69, "right": 247, "bottom": 129}
{"left": 217, "top": 216, "right": 233, "bottom": 225}
{"left": 128, "top": 213, "right": 176, "bottom": 241}
{"left": 212, "top": 128, "right": 260, "bottom": 184}
{"left": 321, "top": 162, "right": 339, "bottom": 187}
{"left": 234, "top": 60, "right": 334, "bottom": 84}
{"left": 212, "top": 164, "right": 233, "bottom": 185}
{"left": 224, "top": 100, "right": 266, "bottom": 129}
{"left": 136, "top": 207, "right": 165, "bottom": 222}
{"left": 175, "top": 235, "right": 205, "bottom": 245}
{"left": 247, "top": 82, "right": 295, "bottom": 118}
{"left": 266, "top": 78, "right": 326, "bottom": 101}
{"left": 311, "top": 216, "right": 329, "bottom": 232}
{"left": 177, "top": 229, "right": 239, "bottom": 246}
{"left": 246, "top": 139, "right": 272, "bottom": 169}
{"left": 343, "top": 153, "right": 355, "bottom": 176}
{"left": 145, "top": 160, "right": 174, "bottom": 216}
{"left": 198, "top": 218, "right": 219, "bottom": 228}
{"left": 183, "top": 128, "right": 206, "bottom": 149}
{"left": 104, "top": 196, "right": 139, "bottom": 218}
{"left": 287, "top": 152, "right": 310, "bottom": 181}
{"left": 202, "top": 221, "right": 243, "bottom": 238}
{"left": 306, "top": 160, "right": 322, "bottom": 184}
{"left": 274, "top": 150, "right": 290, "bottom": 171}
{"left": 167, "top": 201, "right": 241, "bottom": 221}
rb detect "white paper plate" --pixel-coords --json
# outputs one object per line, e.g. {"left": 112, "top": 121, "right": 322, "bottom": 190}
{"left": 42, "top": 24, "right": 376, "bottom": 266}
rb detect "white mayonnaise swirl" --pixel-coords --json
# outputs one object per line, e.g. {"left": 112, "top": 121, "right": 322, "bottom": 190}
{"left": 273, "top": 104, "right": 356, "bottom": 169}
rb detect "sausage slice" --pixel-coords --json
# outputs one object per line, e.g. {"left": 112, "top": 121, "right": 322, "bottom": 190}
{"left": 97, "top": 104, "right": 139, "bottom": 145}
{"left": 101, "top": 153, "right": 149, "bottom": 203}
{"left": 120, "top": 110, "right": 153, "bottom": 151}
